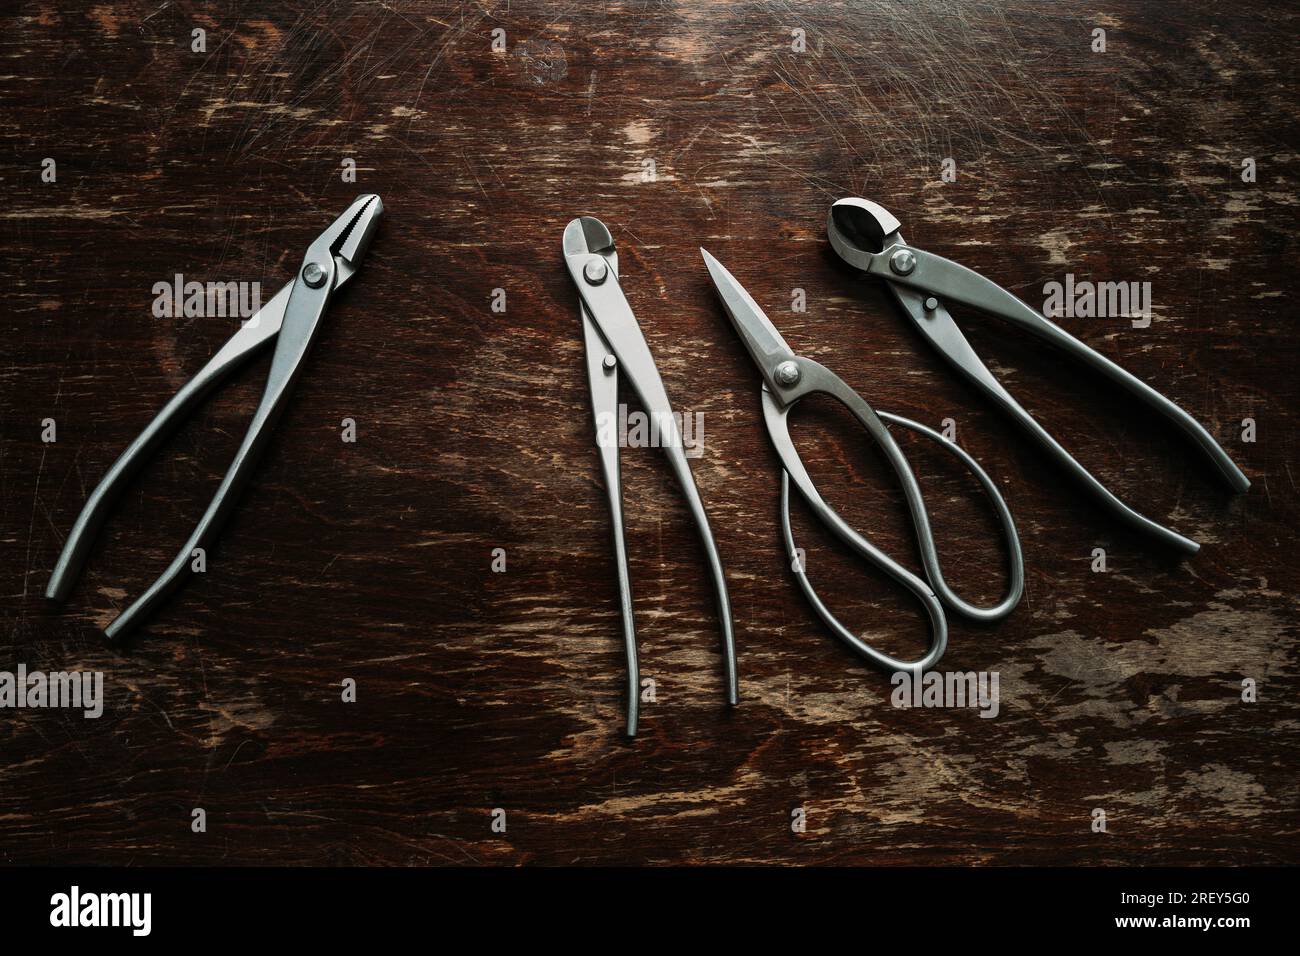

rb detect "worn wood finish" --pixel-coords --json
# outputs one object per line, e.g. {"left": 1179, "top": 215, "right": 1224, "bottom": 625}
{"left": 2, "top": 1, "right": 1296, "bottom": 866}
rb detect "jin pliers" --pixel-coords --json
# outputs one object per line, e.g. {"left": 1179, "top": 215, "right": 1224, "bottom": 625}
{"left": 47, "top": 195, "right": 383, "bottom": 640}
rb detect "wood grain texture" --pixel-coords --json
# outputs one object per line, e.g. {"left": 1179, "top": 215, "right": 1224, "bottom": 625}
{"left": 1, "top": 0, "right": 1296, "bottom": 865}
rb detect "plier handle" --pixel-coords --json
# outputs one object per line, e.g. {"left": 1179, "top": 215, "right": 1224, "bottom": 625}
{"left": 565, "top": 217, "right": 737, "bottom": 736}
{"left": 47, "top": 195, "right": 383, "bottom": 639}
{"left": 828, "top": 198, "right": 1249, "bottom": 555}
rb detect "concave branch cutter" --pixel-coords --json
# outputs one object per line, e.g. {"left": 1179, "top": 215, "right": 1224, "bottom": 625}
{"left": 47, "top": 194, "right": 383, "bottom": 641}
{"left": 701, "top": 249, "right": 1023, "bottom": 674}
{"left": 827, "top": 198, "right": 1250, "bottom": 556}
{"left": 565, "top": 216, "right": 737, "bottom": 736}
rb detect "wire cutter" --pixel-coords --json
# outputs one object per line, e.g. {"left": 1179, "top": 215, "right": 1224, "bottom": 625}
{"left": 47, "top": 194, "right": 383, "bottom": 640}
{"left": 565, "top": 217, "right": 737, "bottom": 736}
{"left": 701, "top": 249, "right": 1023, "bottom": 674}
{"left": 827, "top": 198, "right": 1250, "bottom": 555}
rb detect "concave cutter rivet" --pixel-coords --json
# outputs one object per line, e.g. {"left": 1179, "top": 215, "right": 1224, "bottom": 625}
{"left": 889, "top": 248, "right": 916, "bottom": 276}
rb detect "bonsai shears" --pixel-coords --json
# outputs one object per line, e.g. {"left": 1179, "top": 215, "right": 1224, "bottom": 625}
{"left": 701, "top": 248, "right": 1023, "bottom": 674}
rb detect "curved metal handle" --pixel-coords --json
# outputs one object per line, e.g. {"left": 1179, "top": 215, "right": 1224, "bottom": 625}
{"left": 105, "top": 267, "right": 333, "bottom": 641}
{"left": 874, "top": 411, "right": 1023, "bottom": 622}
{"left": 779, "top": 468, "right": 947, "bottom": 674}
{"left": 659, "top": 433, "right": 739, "bottom": 706}
{"left": 581, "top": 307, "right": 640, "bottom": 737}
{"left": 885, "top": 245, "right": 1249, "bottom": 494}
{"left": 570, "top": 257, "right": 737, "bottom": 705}
{"left": 882, "top": 271, "right": 1205, "bottom": 554}
{"left": 45, "top": 283, "right": 289, "bottom": 603}
{"left": 763, "top": 363, "right": 1021, "bottom": 673}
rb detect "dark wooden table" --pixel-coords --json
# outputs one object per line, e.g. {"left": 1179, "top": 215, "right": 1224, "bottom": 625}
{"left": 2, "top": 1, "right": 1295, "bottom": 866}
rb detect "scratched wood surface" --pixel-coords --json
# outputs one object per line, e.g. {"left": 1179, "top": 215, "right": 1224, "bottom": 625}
{"left": 1, "top": 1, "right": 1296, "bottom": 866}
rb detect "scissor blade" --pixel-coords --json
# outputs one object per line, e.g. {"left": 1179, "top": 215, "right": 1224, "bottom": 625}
{"left": 699, "top": 249, "right": 797, "bottom": 391}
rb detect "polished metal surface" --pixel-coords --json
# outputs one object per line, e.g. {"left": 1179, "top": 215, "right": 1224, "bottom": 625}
{"left": 828, "top": 197, "right": 1250, "bottom": 555}
{"left": 702, "top": 248, "right": 1023, "bottom": 674}
{"left": 47, "top": 195, "right": 383, "bottom": 640}
{"left": 565, "top": 217, "right": 737, "bottom": 736}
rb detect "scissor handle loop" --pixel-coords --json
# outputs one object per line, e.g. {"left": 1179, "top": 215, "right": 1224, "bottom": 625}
{"left": 873, "top": 411, "right": 1024, "bottom": 622}
{"left": 763, "top": 357, "right": 1023, "bottom": 671}
{"left": 779, "top": 468, "right": 947, "bottom": 673}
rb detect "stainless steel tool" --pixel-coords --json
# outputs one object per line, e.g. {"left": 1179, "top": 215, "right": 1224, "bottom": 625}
{"left": 47, "top": 195, "right": 383, "bottom": 640}
{"left": 565, "top": 216, "right": 736, "bottom": 735}
{"left": 827, "top": 198, "right": 1250, "bottom": 555}
{"left": 701, "top": 248, "right": 1023, "bottom": 674}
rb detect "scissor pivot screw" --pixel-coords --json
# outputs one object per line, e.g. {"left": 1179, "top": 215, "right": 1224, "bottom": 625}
{"left": 302, "top": 262, "right": 327, "bottom": 287}
{"left": 603, "top": 354, "right": 617, "bottom": 371}
{"left": 890, "top": 249, "right": 917, "bottom": 276}
{"left": 775, "top": 361, "right": 801, "bottom": 386}
{"left": 584, "top": 259, "right": 609, "bottom": 285}
{"left": 924, "top": 296, "right": 939, "bottom": 311}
